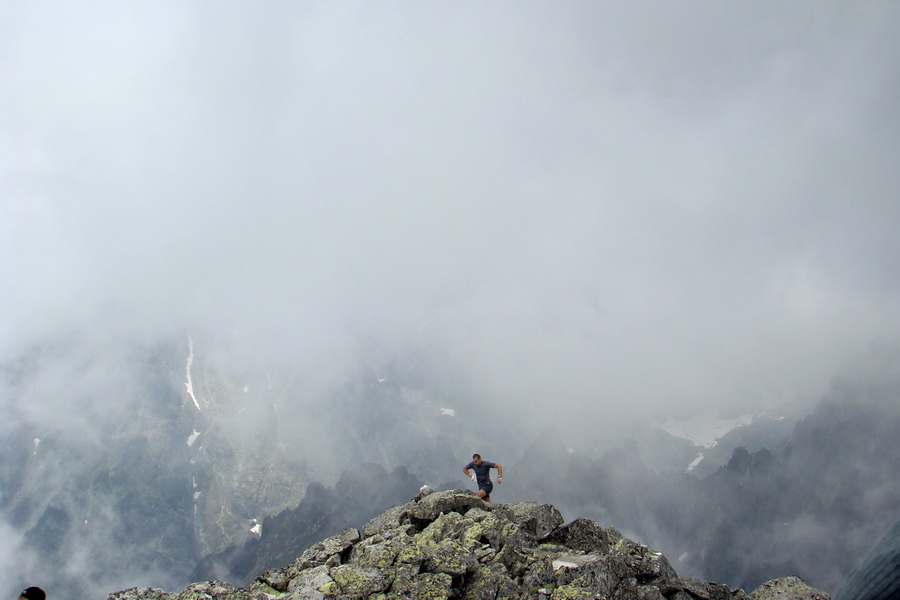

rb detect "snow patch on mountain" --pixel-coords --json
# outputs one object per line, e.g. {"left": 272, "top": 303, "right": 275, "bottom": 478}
{"left": 185, "top": 337, "right": 201, "bottom": 411}
{"left": 187, "top": 429, "right": 201, "bottom": 447}
{"left": 652, "top": 413, "right": 753, "bottom": 448}
{"left": 686, "top": 453, "right": 705, "bottom": 473}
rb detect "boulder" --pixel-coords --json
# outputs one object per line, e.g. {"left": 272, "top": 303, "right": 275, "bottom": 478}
{"left": 543, "top": 517, "right": 623, "bottom": 553}
{"left": 493, "top": 502, "right": 565, "bottom": 539}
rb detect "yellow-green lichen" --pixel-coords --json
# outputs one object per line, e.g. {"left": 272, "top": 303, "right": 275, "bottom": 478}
{"left": 410, "top": 573, "right": 452, "bottom": 600}
{"left": 426, "top": 539, "right": 474, "bottom": 575}
{"left": 316, "top": 580, "right": 339, "bottom": 596}
{"left": 550, "top": 584, "right": 596, "bottom": 600}
{"left": 329, "top": 564, "right": 390, "bottom": 596}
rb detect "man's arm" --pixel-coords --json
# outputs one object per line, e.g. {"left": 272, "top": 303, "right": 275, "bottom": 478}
{"left": 462, "top": 464, "right": 473, "bottom": 479}
{"left": 495, "top": 463, "right": 503, "bottom": 482}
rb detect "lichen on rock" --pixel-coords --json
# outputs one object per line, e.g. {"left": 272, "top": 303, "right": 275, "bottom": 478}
{"left": 109, "top": 489, "right": 829, "bottom": 600}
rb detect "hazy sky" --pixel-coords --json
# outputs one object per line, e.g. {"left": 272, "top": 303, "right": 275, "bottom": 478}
{"left": 3, "top": 1, "right": 900, "bottom": 428}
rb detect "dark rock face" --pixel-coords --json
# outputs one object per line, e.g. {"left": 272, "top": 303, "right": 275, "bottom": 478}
{"left": 834, "top": 518, "right": 900, "bottom": 600}
{"left": 1, "top": 340, "right": 313, "bottom": 599}
{"left": 192, "top": 463, "right": 424, "bottom": 585}
{"left": 111, "top": 489, "right": 818, "bottom": 600}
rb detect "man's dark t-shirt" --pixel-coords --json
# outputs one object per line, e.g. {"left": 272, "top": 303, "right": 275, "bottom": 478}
{"left": 466, "top": 461, "right": 496, "bottom": 487}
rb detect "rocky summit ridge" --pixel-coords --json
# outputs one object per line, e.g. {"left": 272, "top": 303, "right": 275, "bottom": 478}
{"left": 109, "top": 488, "right": 829, "bottom": 600}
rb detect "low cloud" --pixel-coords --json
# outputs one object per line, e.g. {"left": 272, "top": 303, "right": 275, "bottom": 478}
{"left": 2, "top": 0, "right": 899, "bottom": 461}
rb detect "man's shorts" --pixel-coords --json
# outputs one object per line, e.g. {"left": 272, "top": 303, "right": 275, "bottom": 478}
{"left": 479, "top": 482, "right": 494, "bottom": 496}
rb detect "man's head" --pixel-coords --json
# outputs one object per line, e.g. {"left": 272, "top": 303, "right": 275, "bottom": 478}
{"left": 472, "top": 453, "right": 482, "bottom": 465}
{"left": 19, "top": 587, "right": 45, "bottom": 600}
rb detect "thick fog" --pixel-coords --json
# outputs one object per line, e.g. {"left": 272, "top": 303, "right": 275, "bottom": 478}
{"left": 3, "top": 0, "right": 900, "bottom": 501}
{"left": 3, "top": 1, "right": 900, "bottom": 597}
{"left": 5, "top": 1, "right": 899, "bottom": 436}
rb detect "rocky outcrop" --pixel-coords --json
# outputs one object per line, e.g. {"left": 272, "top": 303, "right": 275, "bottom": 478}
{"left": 749, "top": 576, "right": 830, "bottom": 600}
{"left": 111, "top": 488, "right": 826, "bottom": 600}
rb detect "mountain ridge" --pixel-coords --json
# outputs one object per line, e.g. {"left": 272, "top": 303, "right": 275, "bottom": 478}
{"left": 6, "top": 339, "right": 900, "bottom": 598}
{"left": 109, "top": 488, "right": 830, "bottom": 600}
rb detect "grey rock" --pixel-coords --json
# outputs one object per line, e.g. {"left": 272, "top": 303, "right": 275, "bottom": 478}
{"left": 415, "top": 485, "right": 436, "bottom": 500}
{"left": 291, "top": 528, "right": 360, "bottom": 570}
{"left": 751, "top": 576, "right": 831, "bottom": 600}
{"left": 255, "top": 567, "right": 292, "bottom": 593}
{"left": 404, "top": 489, "right": 487, "bottom": 523}
{"left": 108, "top": 588, "right": 175, "bottom": 600}
{"left": 461, "top": 562, "right": 520, "bottom": 599}
{"left": 283, "top": 590, "right": 325, "bottom": 600}
{"left": 543, "top": 517, "right": 624, "bottom": 553}
{"left": 493, "top": 501, "right": 565, "bottom": 539}
{"left": 423, "top": 538, "right": 476, "bottom": 575}
{"left": 361, "top": 503, "right": 408, "bottom": 538}
{"left": 109, "top": 489, "right": 794, "bottom": 600}
{"left": 349, "top": 527, "right": 415, "bottom": 569}
{"left": 286, "top": 565, "right": 333, "bottom": 594}
{"left": 173, "top": 581, "right": 258, "bottom": 600}
{"left": 392, "top": 571, "right": 452, "bottom": 599}
{"left": 328, "top": 563, "right": 391, "bottom": 596}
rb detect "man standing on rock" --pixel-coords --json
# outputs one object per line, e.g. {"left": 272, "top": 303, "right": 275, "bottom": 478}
{"left": 463, "top": 453, "right": 503, "bottom": 502}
